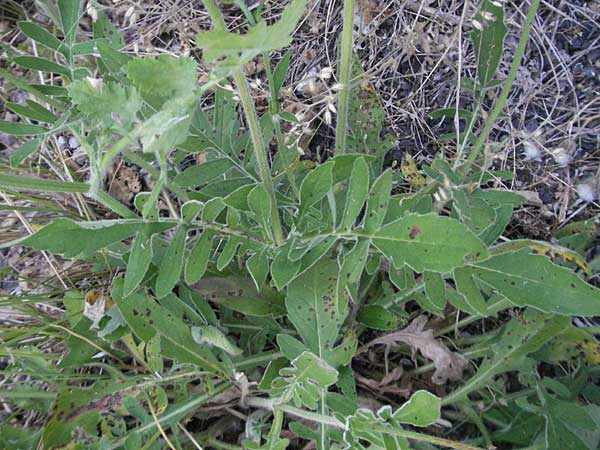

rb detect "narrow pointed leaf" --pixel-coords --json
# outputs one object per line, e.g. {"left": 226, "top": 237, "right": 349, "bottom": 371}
{"left": 339, "top": 157, "right": 369, "bottom": 231}
{"left": 363, "top": 169, "right": 392, "bottom": 233}
{"left": 185, "top": 233, "right": 212, "bottom": 284}
{"left": 155, "top": 226, "right": 187, "bottom": 298}
{"left": 123, "top": 231, "right": 153, "bottom": 296}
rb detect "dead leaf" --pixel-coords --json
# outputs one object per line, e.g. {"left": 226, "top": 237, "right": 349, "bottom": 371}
{"left": 359, "top": 315, "right": 468, "bottom": 385}
{"left": 106, "top": 163, "right": 142, "bottom": 205}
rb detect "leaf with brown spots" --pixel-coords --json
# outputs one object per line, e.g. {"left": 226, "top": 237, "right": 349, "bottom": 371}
{"left": 371, "top": 213, "right": 488, "bottom": 273}
{"left": 286, "top": 259, "right": 348, "bottom": 364}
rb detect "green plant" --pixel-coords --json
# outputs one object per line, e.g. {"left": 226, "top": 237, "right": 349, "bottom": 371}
{"left": 1, "top": 0, "right": 599, "bottom": 449}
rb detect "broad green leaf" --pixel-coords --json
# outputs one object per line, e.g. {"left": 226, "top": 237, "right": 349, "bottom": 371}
{"left": 538, "top": 388, "right": 598, "bottom": 450}
{"left": 93, "top": 11, "right": 124, "bottom": 48}
{"left": 391, "top": 390, "right": 441, "bottom": 427}
{"left": 271, "top": 242, "right": 301, "bottom": 290}
{"left": 4, "top": 218, "right": 174, "bottom": 258}
{"left": 337, "top": 239, "right": 369, "bottom": 301}
{"left": 196, "top": 0, "right": 306, "bottom": 67}
{"left": 299, "top": 161, "right": 334, "bottom": 216}
{"left": 123, "top": 231, "right": 153, "bottom": 296}
{"left": 69, "top": 39, "right": 97, "bottom": 55}
{"left": 10, "top": 139, "right": 40, "bottom": 166}
{"left": 357, "top": 305, "right": 399, "bottom": 330}
{"left": 216, "top": 236, "right": 242, "bottom": 271}
{"left": 339, "top": 157, "right": 369, "bottom": 231}
{"left": 271, "top": 351, "right": 338, "bottom": 409}
{"left": 192, "top": 276, "right": 286, "bottom": 317}
{"left": 17, "top": 21, "right": 62, "bottom": 52}
{"left": 0, "top": 120, "right": 47, "bottom": 136}
{"left": 276, "top": 334, "right": 309, "bottom": 361}
{"left": 286, "top": 259, "right": 347, "bottom": 363}
{"left": 443, "top": 309, "right": 569, "bottom": 405}
{"left": 113, "top": 280, "right": 229, "bottom": 376}
{"left": 202, "top": 197, "right": 226, "bottom": 222}
{"left": 273, "top": 51, "right": 291, "bottom": 97}
{"left": 472, "top": 0, "right": 506, "bottom": 88}
{"left": 248, "top": 184, "right": 272, "bottom": 239}
{"left": 59, "top": 316, "right": 118, "bottom": 368}
{"left": 247, "top": 248, "right": 269, "bottom": 291}
{"left": 13, "top": 56, "right": 71, "bottom": 78}
{"left": 423, "top": 271, "right": 446, "bottom": 313}
{"left": 455, "top": 249, "right": 600, "bottom": 316}
{"left": 97, "top": 40, "right": 131, "bottom": 74}
{"left": 69, "top": 79, "right": 142, "bottom": 129}
{"left": 173, "top": 159, "right": 234, "bottom": 187}
{"left": 492, "top": 239, "right": 591, "bottom": 275}
{"left": 185, "top": 233, "right": 212, "bottom": 284}
{"left": 371, "top": 213, "right": 488, "bottom": 273}
{"left": 192, "top": 325, "right": 243, "bottom": 356}
{"left": 327, "top": 332, "right": 358, "bottom": 367}
{"left": 362, "top": 169, "right": 392, "bottom": 234}
{"left": 181, "top": 200, "right": 204, "bottom": 224}
{"left": 58, "top": 0, "right": 81, "bottom": 45}
{"left": 155, "top": 226, "right": 187, "bottom": 298}
{"left": 126, "top": 55, "right": 197, "bottom": 102}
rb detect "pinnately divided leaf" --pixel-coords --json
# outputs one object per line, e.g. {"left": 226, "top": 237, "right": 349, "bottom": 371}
{"left": 270, "top": 351, "right": 338, "bottom": 409}
{"left": 370, "top": 213, "right": 489, "bottom": 273}
{"left": 126, "top": 55, "right": 198, "bottom": 100}
{"left": 196, "top": 0, "right": 306, "bottom": 63}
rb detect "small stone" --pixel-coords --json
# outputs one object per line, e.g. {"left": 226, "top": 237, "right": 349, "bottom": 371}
{"left": 576, "top": 183, "right": 596, "bottom": 202}
{"left": 68, "top": 137, "right": 80, "bottom": 149}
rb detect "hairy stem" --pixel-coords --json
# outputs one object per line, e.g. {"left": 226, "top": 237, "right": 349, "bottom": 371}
{"left": 460, "top": 0, "right": 541, "bottom": 174}
{"left": 334, "top": 0, "right": 355, "bottom": 154}
{"left": 245, "top": 397, "right": 483, "bottom": 450}
{"left": 233, "top": 70, "right": 284, "bottom": 245}
{"left": 201, "top": 0, "right": 284, "bottom": 245}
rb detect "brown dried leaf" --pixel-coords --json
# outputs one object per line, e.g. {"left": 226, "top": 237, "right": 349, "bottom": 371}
{"left": 106, "top": 163, "right": 142, "bottom": 205}
{"left": 360, "top": 315, "right": 468, "bottom": 385}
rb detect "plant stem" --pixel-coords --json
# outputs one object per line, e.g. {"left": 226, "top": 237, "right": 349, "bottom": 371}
{"left": 334, "top": 0, "right": 355, "bottom": 155}
{"left": 234, "top": 0, "right": 301, "bottom": 200}
{"left": 245, "top": 396, "right": 344, "bottom": 428}
{"left": 460, "top": 0, "right": 541, "bottom": 175}
{"left": 233, "top": 69, "right": 284, "bottom": 245}
{"left": 267, "top": 408, "right": 284, "bottom": 448}
{"left": 200, "top": 0, "right": 284, "bottom": 245}
{"left": 353, "top": 424, "right": 484, "bottom": 450}
{"left": 246, "top": 397, "right": 482, "bottom": 450}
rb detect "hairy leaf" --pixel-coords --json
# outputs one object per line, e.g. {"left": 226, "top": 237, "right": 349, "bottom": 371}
{"left": 286, "top": 260, "right": 347, "bottom": 364}
{"left": 371, "top": 213, "right": 488, "bottom": 273}
{"left": 271, "top": 351, "right": 338, "bottom": 409}
{"left": 455, "top": 249, "right": 600, "bottom": 316}
{"left": 5, "top": 219, "right": 174, "bottom": 258}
